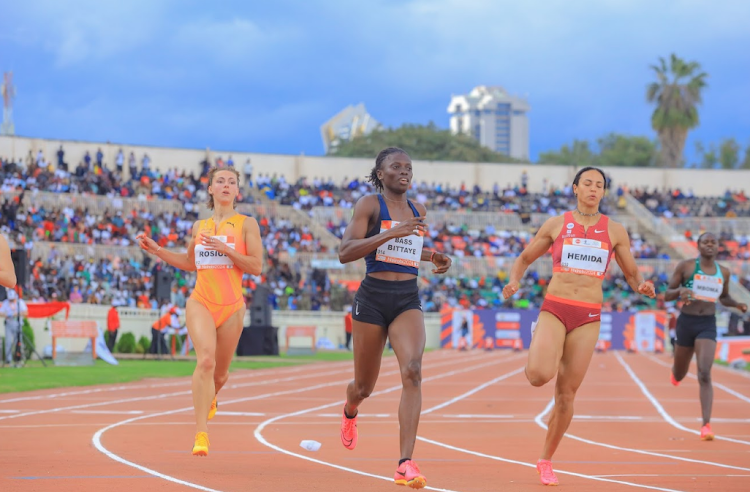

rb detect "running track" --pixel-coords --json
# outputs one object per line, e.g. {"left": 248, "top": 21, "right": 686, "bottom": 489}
{"left": 1, "top": 350, "right": 749, "bottom": 491}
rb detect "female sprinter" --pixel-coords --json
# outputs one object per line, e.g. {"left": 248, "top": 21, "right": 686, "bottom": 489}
{"left": 137, "top": 167, "right": 263, "bottom": 456}
{"left": 665, "top": 232, "right": 747, "bottom": 440}
{"left": 503, "top": 167, "right": 655, "bottom": 486}
{"left": 338, "top": 147, "right": 452, "bottom": 489}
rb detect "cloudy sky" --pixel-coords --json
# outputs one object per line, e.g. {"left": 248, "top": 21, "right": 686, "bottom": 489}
{"left": 2, "top": 0, "right": 748, "bottom": 162}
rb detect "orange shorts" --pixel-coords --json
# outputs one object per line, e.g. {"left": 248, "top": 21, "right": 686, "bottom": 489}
{"left": 540, "top": 294, "right": 602, "bottom": 333}
{"left": 190, "top": 292, "right": 246, "bottom": 328}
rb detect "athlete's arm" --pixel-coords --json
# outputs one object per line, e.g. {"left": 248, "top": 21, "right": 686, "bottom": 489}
{"left": 718, "top": 265, "right": 748, "bottom": 312}
{"left": 415, "top": 203, "right": 451, "bottom": 274}
{"left": 338, "top": 195, "right": 426, "bottom": 264}
{"left": 664, "top": 260, "right": 692, "bottom": 303}
{"left": 220, "top": 217, "right": 263, "bottom": 276}
{"left": 503, "top": 216, "right": 557, "bottom": 298}
{"left": 0, "top": 235, "right": 17, "bottom": 288}
{"left": 136, "top": 223, "right": 197, "bottom": 272}
{"left": 611, "top": 221, "right": 655, "bottom": 297}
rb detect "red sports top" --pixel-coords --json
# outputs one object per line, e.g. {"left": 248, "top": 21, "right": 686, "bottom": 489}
{"left": 551, "top": 211, "right": 614, "bottom": 279}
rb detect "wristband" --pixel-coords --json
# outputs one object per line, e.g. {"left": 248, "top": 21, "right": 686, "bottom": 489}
{"left": 430, "top": 251, "right": 436, "bottom": 262}
{"left": 156, "top": 246, "right": 161, "bottom": 253}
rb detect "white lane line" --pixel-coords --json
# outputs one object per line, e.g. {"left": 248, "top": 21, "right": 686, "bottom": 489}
{"left": 420, "top": 367, "right": 525, "bottom": 415}
{"left": 616, "top": 351, "right": 750, "bottom": 446}
{"left": 72, "top": 410, "right": 144, "bottom": 415}
{"left": 94, "top": 353, "right": 508, "bottom": 492}
{"left": 644, "top": 354, "right": 750, "bottom": 405}
{"left": 214, "top": 412, "right": 265, "bottom": 417}
{"left": 254, "top": 358, "right": 525, "bottom": 492}
{"left": 441, "top": 414, "right": 516, "bottom": 419}
{"left": 92, "top": 360, "right": 516, "bottom": 492}
{"left": 534, "top": 398, "right": 750, "bottom": 472}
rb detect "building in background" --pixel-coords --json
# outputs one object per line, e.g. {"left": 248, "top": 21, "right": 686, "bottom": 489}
{"left": 320, "top": 103, "right": 380, "bottom": 153}
{"left": 447, "top": 86, "right": 529, "bottom": 160}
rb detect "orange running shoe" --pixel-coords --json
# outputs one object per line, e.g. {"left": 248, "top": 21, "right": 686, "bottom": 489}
{"left": 340, "top": 407, "right": 358, "bottom": 450}
{"left": 394, "top": 460, "right": 426, "bottom": 489}
{"left": 670, "top": 372, "right": 680, "bottom": 387}
{"left": 701, "top": 423, "right": 714, "bottom": 441}
{"left": 208, "top": 397, "right": 218, "bottom": 421}
{"left": 537, "top": 459, "right": 559, "bottom": 486}
{"left": 192, "top": 432, "right": 210, "bottom": 456}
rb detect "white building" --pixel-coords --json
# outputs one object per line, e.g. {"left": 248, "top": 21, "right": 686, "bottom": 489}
{"left": 320, "top": 103, "right": 380, "bottom": 153}
{"left": 447, "top": 86, "right": 530, "bottom": 160}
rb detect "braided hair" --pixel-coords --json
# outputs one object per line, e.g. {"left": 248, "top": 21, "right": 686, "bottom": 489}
{"left": 367, "top": 147, "right": 408, "bottom": 192}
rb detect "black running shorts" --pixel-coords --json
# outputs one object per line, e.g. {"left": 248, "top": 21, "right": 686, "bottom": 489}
{"left": 675, "top": 312, "right": 717, "bottom": 348}
{"left": 352, "top": 276, "right": 421, "bottom": 328}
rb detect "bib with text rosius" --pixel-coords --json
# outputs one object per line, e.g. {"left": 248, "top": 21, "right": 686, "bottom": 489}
{"left": 195, "top": 236, "right": 236, "bottom": 270}
{"left": 375, "top": 220, "right": 424, "bottom": 268}
{"left": 559, "top": 238, "right": 608, "bottom": 277}
{"left": 692, "top": 274, "right": 722, "bottom": 302}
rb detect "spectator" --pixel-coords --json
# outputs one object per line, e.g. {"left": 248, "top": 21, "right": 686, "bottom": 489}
{"left": 106, "top": 303, "right": 120, "bottom": 352}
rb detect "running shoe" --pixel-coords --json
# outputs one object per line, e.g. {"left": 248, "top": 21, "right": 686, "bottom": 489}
{"left": 192, "top": 432, "right": 210, "bottom": 456}
{"left": 670, "top": 372, "right": 680, "bottom": 387}
{"left": 208, "top": 397, "right": 218, "bottom": 420}
{"left": 340, "top": 406, "right": 358, "bottom": 450}
{"left": 701, "top": 423, "right": 714, "bottom": 441}
{"left": 537, "top": 459, "right": 559, "bottom": 486}
{"left": 394, "top": 459, "right": 426, "bottom": 488}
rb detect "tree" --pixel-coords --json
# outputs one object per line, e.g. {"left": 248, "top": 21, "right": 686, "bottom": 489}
{"left": 694, "top": 141, "right": 718, "bottom": 169}
{"left": 646, "top": 54, "right": 708, "bottom": 168}
{"left": 329, "top": 122, "right": 525, "bottom": 162}
{"left": 538, "top": 134, "right": 657, "bottom": 167}
{"left": 719, "top": 138, "right": 740, "bottom": 169}
{"left": 741, "top": 141, "right": 750, "bottom": 169}
{"left": 538, "top": 140, "right": 597, "bottom": 167}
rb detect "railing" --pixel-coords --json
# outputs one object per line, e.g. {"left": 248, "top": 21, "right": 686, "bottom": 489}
{"left": 4, "top": 190, "right": 185, "bottom": 215}
{"left": 667, "top": 217, "right": 750, "bottom": 236}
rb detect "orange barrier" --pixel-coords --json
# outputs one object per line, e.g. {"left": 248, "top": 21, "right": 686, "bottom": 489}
{"left": 285, "top": 326, "right": 316, "bottom": 352}
{"left": 50, "top": 320, "right": 98, "bottom": 360}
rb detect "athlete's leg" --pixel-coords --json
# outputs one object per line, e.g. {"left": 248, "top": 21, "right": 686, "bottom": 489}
{"left": 214, "top": 305, "right": 246, "bottom": 395}
{"left": 388, "top": 309, "right": 426, "bottom": 460}
{"left": 541, "top": 322, "right": 599, "bottom": 460}
{"left": 672, "top": 345, "right": 694, "bottom": 382}
{"left": 186, "top": 298, "right": 218, "bottom": 433}
{"left": 526, "top": 311, "right": 567, "bottom": 387}
{"left": 694, "top": 338, "right": 716, "bottom": 426}
{"left": 345, "top": 319, "right": 388, "bottom": 417}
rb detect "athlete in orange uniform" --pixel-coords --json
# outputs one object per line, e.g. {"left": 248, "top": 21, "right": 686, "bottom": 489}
{"left": 137, "top": 167, "right": 263, "bottom": 456}
{"left": 503, "top": 167, "right": 655, "bottom": 486}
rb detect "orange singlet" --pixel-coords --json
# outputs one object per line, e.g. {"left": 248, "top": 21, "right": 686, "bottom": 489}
{"left": 190, "top": 214, "right": 247, "bottom": 327}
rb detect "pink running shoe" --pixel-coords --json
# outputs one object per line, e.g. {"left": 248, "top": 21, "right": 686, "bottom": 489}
{"left": 537, "top": 459, "right": 559, "bottom": 486}
{"left": 394, "top": 460, "right": 426, "bottom": 489}
{"left": 340, "top": 407, "right": 358, "bottom": 450}
{"left": 700, "top": 423, "right": 714, "bottom": 441}
{"left": 670, "top": 372, "right": 680, "bottom": 387}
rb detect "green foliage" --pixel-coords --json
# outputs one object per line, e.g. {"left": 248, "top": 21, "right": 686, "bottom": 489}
{"left": 694, "top": 138, "right": 745, "bottom": 169}
{"left": 719, "top": 138, "right": 740, "bottom": 170}
{"left": 116, "top": 332, "right": 136, "bottom": 354}
{"left": 742, "top": 142, "right": 750, "bottom": 170}
{"left": 694, "top": 141, "right": 718, "bottom": 169}
{"left": 137, "top": 336, "right": 150, "bottom": 354}
{"left": 538, "top": 133, "right": 658, "bottom": 167}
{"left": 22, "top": 318, "right": 35, "bottom": 361}
{"left": 329, "top": 122, "right": 526, "bottom": 163}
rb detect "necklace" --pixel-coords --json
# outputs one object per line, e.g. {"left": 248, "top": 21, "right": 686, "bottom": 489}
{"left": 575, "top": 208, "right": 600, "bottom": 217}
{"left": 382, "top": 193, "right": 407, "bottom": 203}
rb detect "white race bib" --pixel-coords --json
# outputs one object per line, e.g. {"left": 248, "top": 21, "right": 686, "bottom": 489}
{"left": 194, "top": 235, "right": 236, "bottom": 270}
{"left": 692, "top": 274, "right": 722, "bottom": 302}
{"left": 375, "top": 220, "right": 424, "bottom": 268}
{"left": 558, "top": 238, "right": 609, "bottom": 278}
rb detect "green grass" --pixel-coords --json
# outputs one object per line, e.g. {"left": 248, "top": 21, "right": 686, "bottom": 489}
{"left": 0, "top": 350, "right": 357, "bottom": 394}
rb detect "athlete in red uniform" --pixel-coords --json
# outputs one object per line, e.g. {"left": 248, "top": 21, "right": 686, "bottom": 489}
{"left": 503, "top": 167, "right": 655, "bottom": 486}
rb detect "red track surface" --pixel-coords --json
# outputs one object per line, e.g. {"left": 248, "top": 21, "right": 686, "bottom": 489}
{"left": 1, "top": 350, "right": 749, "bottom": 491}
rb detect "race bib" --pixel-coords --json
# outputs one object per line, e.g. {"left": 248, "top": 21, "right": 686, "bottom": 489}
{"left": 375, "top": 220, "right": 424, "bottom": 268}
{"left": 692, "top": 274, "right": 722, "bottom": 302}
{"left": 194, "top": 235, "right": 236, "bottom": 270}
{"left": 558, "top": 238, "right": 609, "bottom": 278}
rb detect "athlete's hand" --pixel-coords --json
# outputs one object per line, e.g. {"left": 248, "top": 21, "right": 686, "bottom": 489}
{"left": 387, "top": 216, "right": 427, "bottom": 238}
{"left": 136, "top": 233, "right": 160, "bottom": 255}
{"left": 738, "top": 303, "right": 748, "bottom": 314}
{"left": 502, "top": 280, "right": 520, "bottom": 300}
{"left": 678, "top": 287, "right": 694, "bottom": 305}
{"left": 199, "top": 233, "right": 229, "bottom": 255}
{"left": 638, "top": 281, "right": 656, "bottom": 299}
{"left": 431, "top": 252, "right": 451, "bottom": 274}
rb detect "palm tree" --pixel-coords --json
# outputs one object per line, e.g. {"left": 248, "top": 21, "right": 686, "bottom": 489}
{"left": 646, "top": 54, "right": 708, "bottom": 168}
